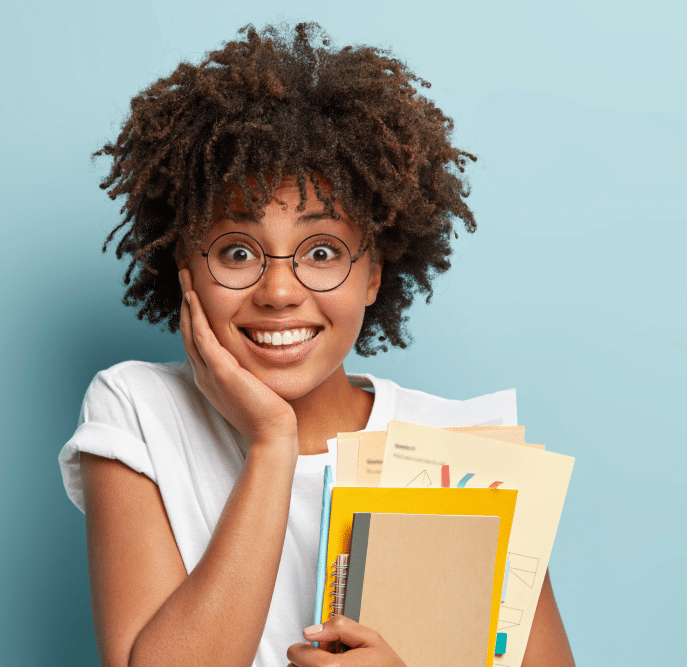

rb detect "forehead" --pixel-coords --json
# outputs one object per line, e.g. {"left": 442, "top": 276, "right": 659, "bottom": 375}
{"left": 210, "top": 177, "right": 356, "bottom": 234}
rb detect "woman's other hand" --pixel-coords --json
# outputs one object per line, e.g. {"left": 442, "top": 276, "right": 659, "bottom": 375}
{"left": 287, "top": 616, "right": 407, "bottom": 667}
{"left": 179, "top": 268, "right": 297, "bottom": 451}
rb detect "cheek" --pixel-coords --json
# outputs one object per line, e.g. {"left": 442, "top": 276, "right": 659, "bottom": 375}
{"left": 193, "top": 280, "right": 242, "bottom": 330}
{"left": 322, "top": 282, "right": 370, "bottom": 331}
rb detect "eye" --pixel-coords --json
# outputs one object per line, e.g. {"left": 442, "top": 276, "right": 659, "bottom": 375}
{"left": 309, "top": 246, "right": 337, "bottom": 262}
{"left": 217, "top": 243, "right": 259, "bottom": 264}
{"left": 301, "top": 240, "right": 345, "bottom": 264}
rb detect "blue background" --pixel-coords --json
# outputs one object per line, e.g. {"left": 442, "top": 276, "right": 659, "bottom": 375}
{"left": 1, "top": 1, "right": 684, "bottom": 665}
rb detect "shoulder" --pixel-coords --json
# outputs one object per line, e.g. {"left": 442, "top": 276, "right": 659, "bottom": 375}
{"left": 92, "top": 359, "right": 191, "bottom": 391}
{"left": 348, "top": 371, "right": 457, "bottom": 409}
{"left": 348, "top": 373, "right": 518, "bottom": 428}
{"left": 61, "top": 361, "right": 197, "bottom": 503}
{"left": 82, "top": 360, "right": 194, "bottom": 411}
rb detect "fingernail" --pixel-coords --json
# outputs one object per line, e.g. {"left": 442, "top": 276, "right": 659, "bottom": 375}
{"left": 178, "top": 271, "right": 182, "bottom": 287}
{"left": 304, "top": 624, "right": 323, "bottom": 636}
{"left": 185, "top": 292, "right": 191, "bottom": 305}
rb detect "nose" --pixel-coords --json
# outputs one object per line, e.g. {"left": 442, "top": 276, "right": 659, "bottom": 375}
{"left": 251, "top": 256, "right": 308, "bottom": 310}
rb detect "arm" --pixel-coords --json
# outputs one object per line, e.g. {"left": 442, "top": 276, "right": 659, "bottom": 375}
{"left": 521, "top": 569, "right": 575, "bottom": 666}
{"left": 83, "top": 444, "right": 296, "bottom": 667}
{"left": 82, "top": 275, "right": 299, "bottom": 667}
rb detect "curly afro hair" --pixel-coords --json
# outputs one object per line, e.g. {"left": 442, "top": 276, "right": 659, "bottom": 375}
{"left": 94, "top": 22, "right": 477, "bottom": 356}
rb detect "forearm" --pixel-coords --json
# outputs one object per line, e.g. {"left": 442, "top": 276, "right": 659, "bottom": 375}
{"left": 129, "top": 443, "right": 297, "bottom": 667}
{"left": 522, "top": 569, "right": 575, "bottom": 667}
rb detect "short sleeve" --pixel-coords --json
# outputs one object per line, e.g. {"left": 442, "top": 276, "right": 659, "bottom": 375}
{"left": 58, "top": 368, "right": 157, "bottom": 513}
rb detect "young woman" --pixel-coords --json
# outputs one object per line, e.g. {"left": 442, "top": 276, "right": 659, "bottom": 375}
{"left": 59, "top": 23, "right": 574, "bottom": 667}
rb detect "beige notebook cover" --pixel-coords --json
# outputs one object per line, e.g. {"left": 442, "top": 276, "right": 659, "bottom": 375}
{"left": 353, "top": 513, "right": 500, "bottom": 667}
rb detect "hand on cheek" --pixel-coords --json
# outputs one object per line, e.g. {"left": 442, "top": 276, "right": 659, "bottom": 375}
{"left": 178, "top": 269, "right": 298, "bottom": 451}
{"left": 287, "top": 616, "right": 407, "bottom": 667}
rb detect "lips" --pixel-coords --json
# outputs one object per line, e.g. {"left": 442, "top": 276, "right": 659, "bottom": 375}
{"left": 238, "top": 325, "right": 322, "bottom": 364}
{"left": 242, "top": 327, "right": 319, "bottom": 347}
{"left": 238, "top": 325, "right": 324, "bottom": 362}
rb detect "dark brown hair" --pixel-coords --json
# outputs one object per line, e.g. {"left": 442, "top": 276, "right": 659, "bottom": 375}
{"left": 94, "top": 22, "right": 476, "bottom": 355}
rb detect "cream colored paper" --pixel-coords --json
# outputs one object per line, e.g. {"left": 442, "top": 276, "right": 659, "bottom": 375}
{"left": 456, "top": 430, "right": 545, "bottom": 451}
{"left": 355, "top": 431, "right": 387, "bottom": 486}
{"left": 380, "top": 420, "right": 574, "bottom": 667}
{"left": 336, "top": 434, "right": 361, "bottom": 487}
{"left": 446, "top": 425, "right": 526, "bottom": 443}
{"left": 337, "top": 426, "right": 534, "bottom": 488}
{"left": 445, "top": 426, "right": 544, "bottom": 450}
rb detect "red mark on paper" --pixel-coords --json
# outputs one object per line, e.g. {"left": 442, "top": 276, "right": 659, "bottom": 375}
{"left": 441, "top": 465, "right": 450, "bottom": 488}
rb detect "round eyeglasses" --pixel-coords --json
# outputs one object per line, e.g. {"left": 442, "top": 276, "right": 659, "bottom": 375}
{"left": 202, "top": 232, "right": 362, "bottom": 292}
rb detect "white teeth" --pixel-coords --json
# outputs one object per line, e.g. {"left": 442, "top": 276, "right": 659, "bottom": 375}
{"left": 248, "top": 328, "right": 317, "bottom": 346}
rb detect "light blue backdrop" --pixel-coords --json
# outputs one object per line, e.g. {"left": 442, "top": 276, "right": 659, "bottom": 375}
{"left": 1, "top": 1, "right": 684, "bottom": 665}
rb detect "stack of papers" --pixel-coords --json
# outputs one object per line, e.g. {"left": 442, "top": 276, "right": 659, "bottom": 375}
{"left": 314, "top": 399, "right": 574, "bottom": 667}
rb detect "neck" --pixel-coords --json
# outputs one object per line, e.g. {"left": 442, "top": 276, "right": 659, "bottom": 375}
{"left": 289, "top": 366, "right": 373, "bottom": 456}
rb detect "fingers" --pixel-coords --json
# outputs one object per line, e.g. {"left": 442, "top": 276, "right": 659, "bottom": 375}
{"left": 286, "top": 643, "right": 335, "bottom": 667}
{"left": 179, "top": 269, "right": 231, "bottom": 370}
{"left": 287, "top": 617, "right": 406, "bottom": 667}
{"left": 178, "top": 270, "right": 204, "bottom": 371}
{"left": 184, "top": 290, "right": 214, "bottom": 367}
{"left": 176, "top": 274, "right": 297, "bottom": 446}
{"left": 179, "top": 270, "right": 224, "bottom": 364}
{"left": 179, "top": 270, "right": 241, "bottom": 385}
{"left": 303, "top": 616, "right": 381, "bottom": 650}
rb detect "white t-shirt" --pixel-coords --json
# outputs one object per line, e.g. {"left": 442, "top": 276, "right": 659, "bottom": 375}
{"left": 59, "top": 360, "right": 517, "bottom": 667}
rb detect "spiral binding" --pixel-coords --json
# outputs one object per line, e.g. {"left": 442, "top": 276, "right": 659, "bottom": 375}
{"left": 329, "top": 554, "right": 349, "bottom": 616}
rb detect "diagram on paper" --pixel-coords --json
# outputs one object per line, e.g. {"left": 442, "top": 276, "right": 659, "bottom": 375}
{"left": 497, "top": 605, "right": 523, "bottom": 631}
{"left": 507, "top": 552, "right": 540, "bottom": 588}
{"left": 497, "top": 552, "right": 540, "bottom": 631}
{"left": 405, "top": 470, "right": 432, "bottom": 487}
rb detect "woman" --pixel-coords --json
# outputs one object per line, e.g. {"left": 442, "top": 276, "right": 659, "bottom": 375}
{"left": 59, "top": 22, "right": 574, "bottom": 667}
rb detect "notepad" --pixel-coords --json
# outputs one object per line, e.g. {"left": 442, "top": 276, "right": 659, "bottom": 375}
{"left": 320, "top": 486, "right": 518, "bottom": 666}
{"left": 339, "top": 512, "right": 500, "bottom": 667}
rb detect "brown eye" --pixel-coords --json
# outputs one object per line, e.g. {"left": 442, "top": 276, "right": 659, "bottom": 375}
{"left": 219, "top": 244, "right": 258, "bottom": 264}
{"left": 303, "top": 243, "right": 342, "bottom": 264}
{"left": 312, "top": 247, "right": 333, "bottom": 262}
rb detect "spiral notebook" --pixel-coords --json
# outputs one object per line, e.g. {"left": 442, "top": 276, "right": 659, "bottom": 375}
{"left": 319, "top": 487, "right": 518, "bottom": 667}
{"left": 330, "top": 512, "right": 501, "bottom": 667}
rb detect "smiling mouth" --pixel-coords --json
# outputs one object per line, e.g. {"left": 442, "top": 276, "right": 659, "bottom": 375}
{"left": 240, "top": 327, "right": 321, "bottom": 348}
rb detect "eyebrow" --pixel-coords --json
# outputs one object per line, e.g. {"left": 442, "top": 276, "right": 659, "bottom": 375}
{"left": 224, "top": 211, "right": 341, "bottom": 226}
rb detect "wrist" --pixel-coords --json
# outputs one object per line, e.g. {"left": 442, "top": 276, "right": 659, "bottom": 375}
{"left": 246, "top": 436, "right": 299, "bottom": 469}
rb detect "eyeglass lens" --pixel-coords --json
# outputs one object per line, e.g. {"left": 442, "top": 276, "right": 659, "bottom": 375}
{"left": 205, "top": 232, "right": 354, "bottom": 291}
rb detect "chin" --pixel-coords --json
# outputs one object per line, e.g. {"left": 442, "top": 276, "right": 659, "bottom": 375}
{"left": 259, "top": 373, "right": 320, "bottom": 403}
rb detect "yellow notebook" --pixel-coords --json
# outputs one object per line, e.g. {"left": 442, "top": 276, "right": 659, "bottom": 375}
{"left": 321, "top": 487, "right": 518, "bottom": 667}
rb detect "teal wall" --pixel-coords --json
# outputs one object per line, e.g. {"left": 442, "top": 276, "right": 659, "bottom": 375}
{"left": 1, "top": 1, "right": 684, "bottom": 665}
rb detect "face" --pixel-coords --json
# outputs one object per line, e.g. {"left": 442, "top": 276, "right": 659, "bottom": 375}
{"left": 178, "top": 177, "right": 382, "bottom": 401}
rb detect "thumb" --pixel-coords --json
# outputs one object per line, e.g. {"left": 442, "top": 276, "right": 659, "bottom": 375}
{"left": 303, "top": 615, "right": 379, "bottom": 649}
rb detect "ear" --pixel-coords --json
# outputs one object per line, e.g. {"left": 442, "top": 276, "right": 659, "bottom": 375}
{"left": 365, "top": 257, "right": 383, "bottom": 307}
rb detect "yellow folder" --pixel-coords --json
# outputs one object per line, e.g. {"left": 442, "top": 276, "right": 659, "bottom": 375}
{"left": 320, "top": 487, "right": 518, "bottom": 666}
